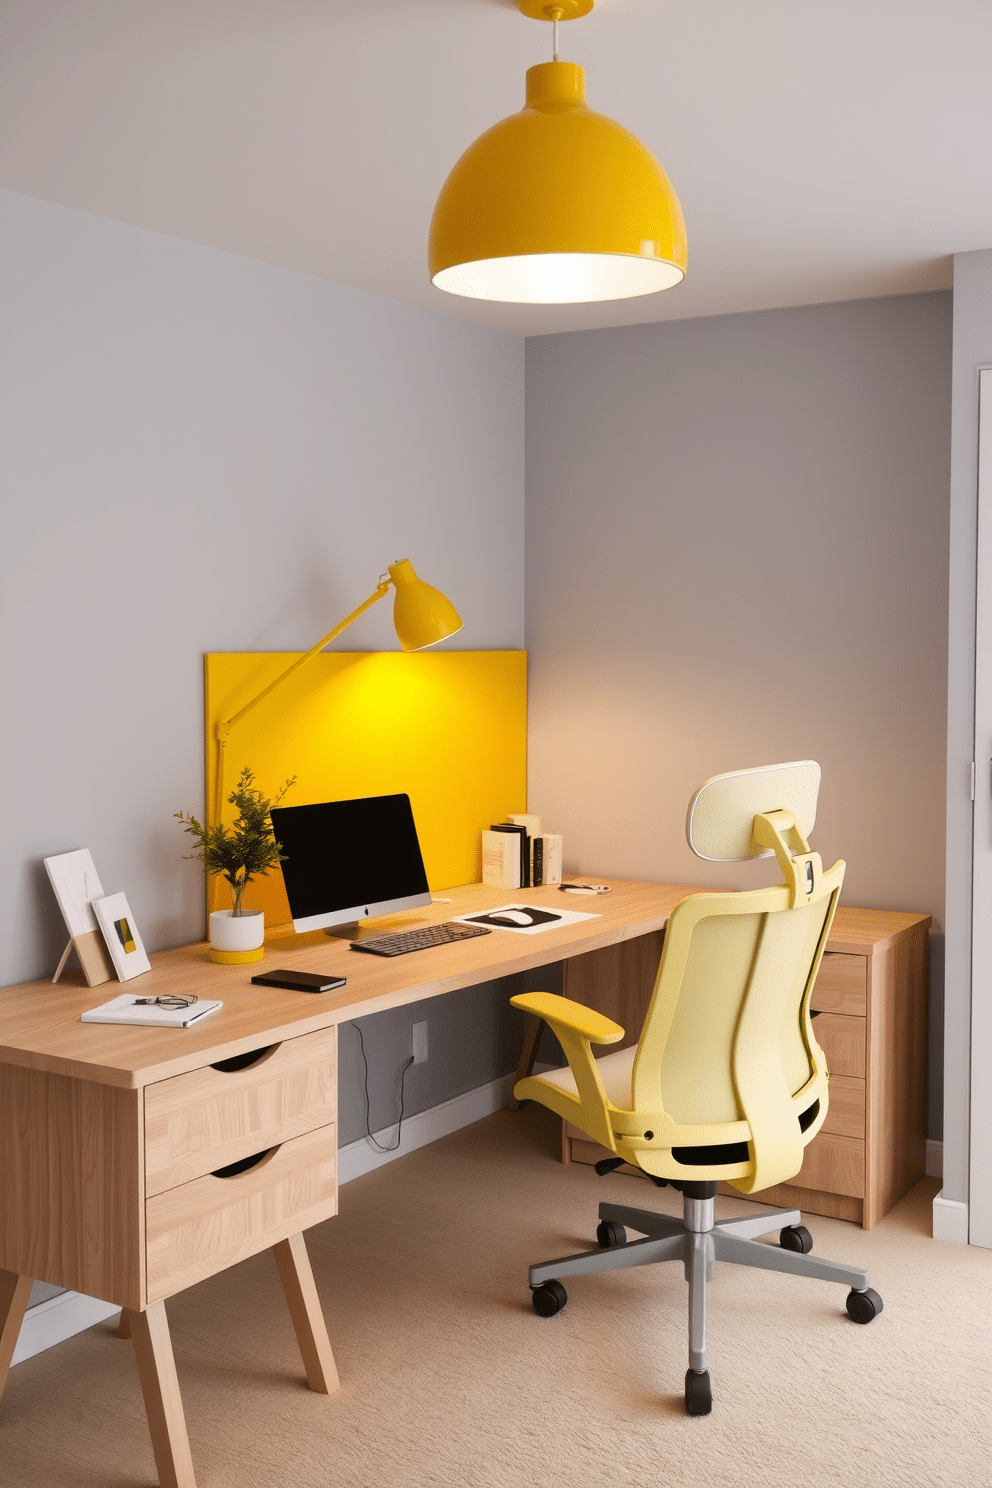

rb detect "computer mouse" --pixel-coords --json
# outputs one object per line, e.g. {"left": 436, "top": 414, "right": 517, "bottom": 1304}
{"left": 491, "top": 909, "right": 534, "bottom": 926}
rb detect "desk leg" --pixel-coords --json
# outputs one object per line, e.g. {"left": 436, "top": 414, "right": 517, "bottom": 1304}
{"left": 129, "top": 1302, "right": 196, "bottom": 1488}
{"left": 507, "top": 1013, "right": 543, "bottom": 1111}
{"left": 0, "top": 1271, "right": 32, "bottom": 1405}
{"left": 273, "top": 1232, "right": 340, "bottom": 1394}
{"left": 118, "top": 1308, "right": 132, "bottom": 1339}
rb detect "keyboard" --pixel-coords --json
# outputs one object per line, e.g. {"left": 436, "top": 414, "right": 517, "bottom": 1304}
{"left": 349, "top": 921, "right": 492, "bottom": 957}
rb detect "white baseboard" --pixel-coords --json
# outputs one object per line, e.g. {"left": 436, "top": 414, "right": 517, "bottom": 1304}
{"left": 337, "top": 1071, "right": 517, "bottom": 1184}
{"left": 12, "top": 1289, "right": 119, "bottom": 1367}
{"left": 932, "top": 1190, "right": 969, "bottom": 1244}
{"left": 926, "top": 1138, "right": 943, "bottom": 1179}
{"left": 12, "top": 1072, "right": 518, "bottom": 1367}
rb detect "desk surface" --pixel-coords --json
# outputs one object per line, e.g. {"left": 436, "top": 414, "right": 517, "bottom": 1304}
{"left": 0, "top": 879, "right": 929, "bottom": 1091}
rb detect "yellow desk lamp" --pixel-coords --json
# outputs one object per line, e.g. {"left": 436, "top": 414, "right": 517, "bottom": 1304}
{"left": 212, "top": 559, "right": 462, "bottom": 825}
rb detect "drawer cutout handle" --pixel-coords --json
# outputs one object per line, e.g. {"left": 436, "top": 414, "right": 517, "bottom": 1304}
{"left": 210, "top": 1044, "right": 279, "bottom": 1074}
{"left": 211, "top": 1146, "right": 280, "bottom": 1179}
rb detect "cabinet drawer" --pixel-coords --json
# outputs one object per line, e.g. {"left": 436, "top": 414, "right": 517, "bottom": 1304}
{"left": 144, "top": 1026, "right": 337, "bottom": 1196}
{"left": 821, "top": 1074, "right": 865, "bottom": 1140}
{"left": 811, "top": 953, "right": 867, "bottom": 1016}
{"left": 145, "top": 1122, "right": 338, "bottom": 1302}
{"left": 811, "top": 1013, "right": 866, "bottom": 1079}
{"left": 793, "top": 1131, "right": 865, "bottom": 1198}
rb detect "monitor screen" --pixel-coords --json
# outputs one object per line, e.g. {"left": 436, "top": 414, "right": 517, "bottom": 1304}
{"left": 270, "top": 793, "right": 431, "bottom": 933}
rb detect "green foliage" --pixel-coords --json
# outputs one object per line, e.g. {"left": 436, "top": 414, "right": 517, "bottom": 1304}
{"left": 175, "top": 767, "right": 296, "bottom": 916}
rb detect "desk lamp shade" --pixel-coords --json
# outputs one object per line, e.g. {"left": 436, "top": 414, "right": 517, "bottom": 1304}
{"left": 429, "top": 61, "right": 687, "bottom": 304}
{"left": 388, "top": 559, "right": 463, "bottom": 650}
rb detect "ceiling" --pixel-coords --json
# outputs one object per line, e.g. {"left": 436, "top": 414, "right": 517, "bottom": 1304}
{"left": 0, "top": 0, "right": 989, "bottom": 337}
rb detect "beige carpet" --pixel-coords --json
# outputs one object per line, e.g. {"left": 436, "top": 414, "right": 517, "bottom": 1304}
{"left": 3, "top": 1106, "right": 990, "bottom": 1488}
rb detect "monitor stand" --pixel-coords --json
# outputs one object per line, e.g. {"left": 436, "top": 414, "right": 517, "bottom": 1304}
{"left": 324, "top": 910, "right": 432, "bottom": 943}
{"left": 324, "top": 922, "right": 363, "bottom": 942}
{"left": 324, "top": 920, "right": 395, "bottom": 942}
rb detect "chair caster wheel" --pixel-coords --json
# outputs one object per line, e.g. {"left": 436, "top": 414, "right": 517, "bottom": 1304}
{"left": 846, "top": 1287, "right": 883, "bottom": 1324}
{"left": 779, "top": 1224, "right": 813, "bottom": 1254}
{"left": 531, "top": 1280, "right": 567, "bottom": 1318}
{"left": 597, "top": 1219, "right": 627, "bottom": 1248}
{"left": 684, "top": 1368, "right": 712, "bottom": 1416}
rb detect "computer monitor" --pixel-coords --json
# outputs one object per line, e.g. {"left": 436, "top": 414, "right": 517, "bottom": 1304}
{"left": 270, "top": 792, "right": 432, "bottom": 935}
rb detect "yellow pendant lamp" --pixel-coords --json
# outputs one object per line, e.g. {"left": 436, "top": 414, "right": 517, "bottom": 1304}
{"left": 429, "top": 0, "right": 686, "bottom": 305}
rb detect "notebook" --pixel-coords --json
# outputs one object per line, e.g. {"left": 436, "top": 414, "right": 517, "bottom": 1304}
{"left": 81, "top": 994, "right": 223, "bottom": 1028}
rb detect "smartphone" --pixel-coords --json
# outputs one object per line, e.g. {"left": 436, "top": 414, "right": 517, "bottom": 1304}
{"left": 251, "top": 969, "right": 347, "bottom": 993}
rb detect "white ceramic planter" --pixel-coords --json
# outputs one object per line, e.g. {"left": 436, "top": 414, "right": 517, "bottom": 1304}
{"left": 209, "top": 908, "right": 265, "bottom": 964}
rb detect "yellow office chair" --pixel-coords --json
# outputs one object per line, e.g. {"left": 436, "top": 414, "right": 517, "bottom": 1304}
{"left": 511, "top": 761, "right": 883, "bottom": 1417}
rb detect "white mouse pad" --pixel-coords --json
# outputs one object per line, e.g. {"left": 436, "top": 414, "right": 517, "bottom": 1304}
{"left": 453, "top": 904, "right": 600, "bottom": 934}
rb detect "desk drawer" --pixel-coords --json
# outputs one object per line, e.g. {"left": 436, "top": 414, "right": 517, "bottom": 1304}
{"left": 145, "top": 1122, "right": 338, "bottom": 1302}
{"left": 793, "top": 1131, "right": 865, "bottom": 1198}
{"left": 144, "top": 1027, "right": 337, "bottom": 1196}
{"left": 811, "top": 1013, "right": 866, "bottom": 1079}
{"left": 820, "top": 1074, "right": 865, "bottom": 1140}
{"left": 811, "top": 953, "right": 867, "bottom": 1016}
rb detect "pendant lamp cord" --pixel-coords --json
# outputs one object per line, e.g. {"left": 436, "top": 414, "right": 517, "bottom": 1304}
{"left": 548, "top": 5, "right": 562, "bottom": 60}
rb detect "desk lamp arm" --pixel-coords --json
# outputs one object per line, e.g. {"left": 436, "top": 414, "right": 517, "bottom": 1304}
{"left": 213, "top": 580, "right": 391, "bottom": 823}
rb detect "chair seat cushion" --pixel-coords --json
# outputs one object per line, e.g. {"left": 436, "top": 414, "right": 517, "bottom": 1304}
{"left": 534, "top": 1045, "right": 636, "bottom": 1111}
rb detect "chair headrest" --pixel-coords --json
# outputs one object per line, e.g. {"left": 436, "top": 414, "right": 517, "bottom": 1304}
{"left": 685, "top": 761, "right": 821, "bottom": 863}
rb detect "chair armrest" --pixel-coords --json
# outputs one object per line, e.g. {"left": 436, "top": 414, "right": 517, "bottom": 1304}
{"left": 510, "top": 992, "right": 624, "bottom": 1153}
{"left": 510, "top": 991, "right": 624, "bottom": 1045}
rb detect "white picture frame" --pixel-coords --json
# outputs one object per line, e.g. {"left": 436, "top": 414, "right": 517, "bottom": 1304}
{"left": 43, "top": 849, "right": 105, "bottom": 939}
{"left": 92, "top": 892, "right": 151, "bottom": 982}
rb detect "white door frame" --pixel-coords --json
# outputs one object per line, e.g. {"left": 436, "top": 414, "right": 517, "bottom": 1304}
{"left": 970, "top": 366, "right": 992, "bottom": 1246}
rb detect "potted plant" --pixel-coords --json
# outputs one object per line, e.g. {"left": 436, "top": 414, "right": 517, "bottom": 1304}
{"left": 176, "top": 767, "right": 295, "bottom": 964}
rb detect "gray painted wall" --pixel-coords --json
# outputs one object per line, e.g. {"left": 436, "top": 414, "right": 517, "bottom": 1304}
{"left": 0, "top": 188, "right": 528, "bottom": 1171}
{"left": 942, "top": 249, "right": 992, "bottom": 1206}
{"left": 525, "top": 293, "right": 952, "bottom": 1138}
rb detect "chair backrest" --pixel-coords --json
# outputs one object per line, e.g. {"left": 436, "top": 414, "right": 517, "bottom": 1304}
{"left": 631, "top": 762, "right": 843, "bottom": 1193}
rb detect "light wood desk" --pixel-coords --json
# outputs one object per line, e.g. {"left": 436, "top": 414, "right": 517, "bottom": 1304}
{"left": 0, "top": 878, "right": 693, "bottom": 1488}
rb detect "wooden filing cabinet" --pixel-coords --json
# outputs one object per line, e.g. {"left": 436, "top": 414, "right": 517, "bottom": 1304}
{"left": 560, "top": 906, "right": 931, "bottom": 1229}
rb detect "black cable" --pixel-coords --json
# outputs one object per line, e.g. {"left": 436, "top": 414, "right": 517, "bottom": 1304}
{"left": 349, "top": 1021, "right": 415, "bottom": 1153}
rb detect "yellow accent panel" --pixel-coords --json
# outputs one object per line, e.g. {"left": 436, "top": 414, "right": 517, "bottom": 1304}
{"left": 204, "top": 651, "right": 527, "bottom": 923}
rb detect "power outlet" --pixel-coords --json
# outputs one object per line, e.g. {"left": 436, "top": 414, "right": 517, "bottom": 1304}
{"left": 412, "top": 1020, "right": 429, "bottom": 1065}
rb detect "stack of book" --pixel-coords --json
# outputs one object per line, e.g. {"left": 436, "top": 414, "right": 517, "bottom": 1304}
{"left": 481, "top": 814, "right": 563, "bottom": 889}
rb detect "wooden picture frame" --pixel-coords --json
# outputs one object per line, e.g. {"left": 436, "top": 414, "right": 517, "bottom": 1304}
{"left": 44, "top": 848, "right": 114, "bottom": 987}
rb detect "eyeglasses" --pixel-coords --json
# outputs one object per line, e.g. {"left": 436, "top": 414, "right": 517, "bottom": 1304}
{"left": 133, "top": 995, "right": 198, "bottom": 1009}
